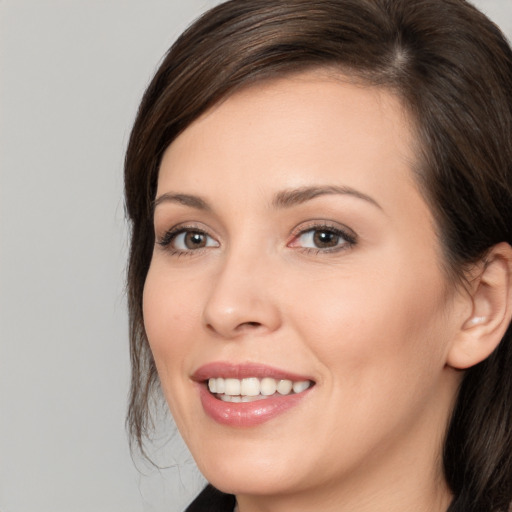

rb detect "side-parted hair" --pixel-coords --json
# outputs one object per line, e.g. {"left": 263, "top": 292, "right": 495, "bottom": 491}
{"left": 124, "top": 1, "right": 512, "bottom": 510}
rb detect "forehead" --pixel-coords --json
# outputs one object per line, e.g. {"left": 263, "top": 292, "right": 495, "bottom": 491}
{"left": 158, "top": 72, "right": 419, "bottom": 212}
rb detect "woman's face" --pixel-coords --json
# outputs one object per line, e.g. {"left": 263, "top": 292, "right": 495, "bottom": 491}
{"left": 143, "top": 73, "right": 465, "bottom": 503}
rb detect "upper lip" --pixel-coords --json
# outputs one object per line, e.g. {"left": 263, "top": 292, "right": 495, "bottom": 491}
{"left": 192, "top": 362, "right": 315, "bottom": 383}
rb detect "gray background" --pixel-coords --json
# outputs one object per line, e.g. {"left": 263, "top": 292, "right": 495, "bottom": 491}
{"left": 1, "top": 1, "right": 511, "bottom": 511}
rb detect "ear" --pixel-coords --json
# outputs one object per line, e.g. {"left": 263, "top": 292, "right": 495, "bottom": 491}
{"left": 447, "top": 242, "right": 512, "bottom": 370}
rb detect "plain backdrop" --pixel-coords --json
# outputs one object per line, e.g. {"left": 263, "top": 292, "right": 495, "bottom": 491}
{"left": 1, "top": 1, "right": 511, "bottom": 511}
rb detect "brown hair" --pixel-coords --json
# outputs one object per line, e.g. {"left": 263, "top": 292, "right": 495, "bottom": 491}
{"left": 124, "top": 1, "right": 512, "bottom": 510}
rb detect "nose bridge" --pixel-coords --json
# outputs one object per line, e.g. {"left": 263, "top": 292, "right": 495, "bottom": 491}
{"left": 202, "top": 239, "right": 281, "bottom": 338}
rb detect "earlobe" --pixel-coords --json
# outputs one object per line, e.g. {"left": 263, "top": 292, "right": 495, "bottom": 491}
{"left": 447, "top": 242, "right": 512, "bottom": 370}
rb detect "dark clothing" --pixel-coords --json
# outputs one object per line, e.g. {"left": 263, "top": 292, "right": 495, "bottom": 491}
{"left": 185, "top": 484, "right": 236, "bottom": 512}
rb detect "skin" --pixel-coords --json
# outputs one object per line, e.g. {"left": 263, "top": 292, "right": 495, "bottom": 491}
{"left": 143, "top": 72, "right": 473, "bottom": 512}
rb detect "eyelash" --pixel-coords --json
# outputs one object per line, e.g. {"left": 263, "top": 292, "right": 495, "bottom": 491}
{"left": 157, "top": 224, "right": 216, "bottom": 256}
{"left": 289, "top": 222, "right": 357, "bottom": 254}
{"left": 156, "top": 222, "right": 357, "bottom": 256}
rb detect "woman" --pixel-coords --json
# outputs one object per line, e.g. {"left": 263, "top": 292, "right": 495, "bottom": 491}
{"left": 124, "top": 1, "right": 512, "bottom": 511}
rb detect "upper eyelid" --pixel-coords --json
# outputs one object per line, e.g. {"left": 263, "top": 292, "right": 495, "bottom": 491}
{"left": 156, "top": 221, "right": 212, "bottom": 236}
{"left": 290, "top": 220, "right": 357, "bottom": 239}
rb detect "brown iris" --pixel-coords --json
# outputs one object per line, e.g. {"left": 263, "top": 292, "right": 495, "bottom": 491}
{"left": 184, "top": 231, "right": 207, "bottom": 249}
{"left": 313, "top": 230, "right": 340, "bottom": 248}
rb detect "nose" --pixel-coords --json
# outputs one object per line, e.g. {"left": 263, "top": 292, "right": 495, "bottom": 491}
{"left": 202, "top": 251, "right": 282, "bottom": 339}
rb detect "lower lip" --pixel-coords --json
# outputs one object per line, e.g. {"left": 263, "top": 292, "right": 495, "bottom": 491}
{"left": 198, "top": 384, "right": 312, "bottom": 427}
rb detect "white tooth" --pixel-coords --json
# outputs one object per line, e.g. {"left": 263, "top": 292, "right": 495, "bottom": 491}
{"left": 277, "top": 379, "right": 293, "bottom": 395}
{"left": 224, "top": 378, "right": 241, "bottom": 396}
{"left": 260, "top": 377, "right": 277, "bottom": 396}
{"left": 241, "top": 395, "right": 265, "bottom": 402}
{"left": 208, "top": 378, "right": 217, "bottom": 393}
{"left": 216, "top": 377, "right": 225, "bottom": 394}
{"left": 241, "top": 378, "right": 260, "bottom": 396}
{"left": 292, "top": 380, "right": 311, "bottom": 393}
{"left": 220, "top": 394, "right": 239, "bottom": 402}
{"left": 219, "top": 394, "right": 262, "bottom": 403}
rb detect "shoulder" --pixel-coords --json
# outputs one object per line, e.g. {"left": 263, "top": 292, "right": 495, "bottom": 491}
{"left": 185, "top": 484, "right": 236, "bottom": 512}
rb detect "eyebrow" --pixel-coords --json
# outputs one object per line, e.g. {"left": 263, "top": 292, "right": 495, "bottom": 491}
{"left": 153, "top": 185, "right": 382, "bottom": 213}
{"left": 271, "top": 185, "right": 382, "bottom": 210}
{"left": 153, "top": 193, "right": 211, "bottom": 212}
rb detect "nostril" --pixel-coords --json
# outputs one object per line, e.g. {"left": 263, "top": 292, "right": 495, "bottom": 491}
{"left": 235, "top": 321, "right": 263, "bottom": 332}
{"left": 205, "top": 321, "right": 262, "bottom": 335}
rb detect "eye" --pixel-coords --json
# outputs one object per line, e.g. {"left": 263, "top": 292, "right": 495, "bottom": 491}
{"left": 173, "top": 230, "right": 218, "bottom": 250}
{"left": 289, "top": 224, "right": 356, "bottom": 252}
{"left": 158, "top": 227, "right": 219, "bottom": 253}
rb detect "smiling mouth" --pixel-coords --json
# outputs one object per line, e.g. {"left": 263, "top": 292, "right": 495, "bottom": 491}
{"left": 207, "top": 377, "right": 314, "bottom": 402}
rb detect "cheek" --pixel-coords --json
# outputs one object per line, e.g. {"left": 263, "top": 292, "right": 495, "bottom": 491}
{"left": 142, "top": 263, "right": 202, "bottom": 378}
{"left": 282, "top": 261, "right": 454, "bottom": 455}
{"left": 142, "top": 263, "right": 210, "bottom": 435}
{"left": 288, "top": 257, "right": 450, "bottom": 386}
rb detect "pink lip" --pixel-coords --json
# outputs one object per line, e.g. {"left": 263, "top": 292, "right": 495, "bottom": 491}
{"left": 192, "top": 362, "right": 314, "bottom": 428}
{"left": 192, "top": 362, "right": 313, "bottom": 382}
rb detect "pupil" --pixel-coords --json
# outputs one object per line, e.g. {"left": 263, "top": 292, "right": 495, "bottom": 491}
{"left": 313, "top": 230, "right": 338, "bottom": 248}
{"left": 185, "top": 232, "right": 205, "bottom": 249}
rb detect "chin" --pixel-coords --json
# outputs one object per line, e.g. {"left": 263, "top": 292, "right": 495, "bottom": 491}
{"left": 191, "top": 439, "right": 306, "bottom": 496}
{"left": 202, "top": 462, "right": 300, "bottom": 497}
